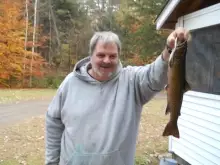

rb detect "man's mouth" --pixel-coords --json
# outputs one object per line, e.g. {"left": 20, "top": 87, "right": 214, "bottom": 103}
{"left": 101, "top": 66, "right": 111, "bottom": 69}
{"left": 100, "top": 64, "right": 112, "bottom": 68}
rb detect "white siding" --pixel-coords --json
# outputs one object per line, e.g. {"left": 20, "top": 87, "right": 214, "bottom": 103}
{"left": 169, "top": 91, "right": 220, "bottom": 165}
{"left": 183, "top": 3, "right": 220, "bottom": 31}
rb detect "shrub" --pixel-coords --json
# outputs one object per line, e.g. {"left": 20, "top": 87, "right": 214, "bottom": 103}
{"left": 31, "top": 75, "right": 65, "bottom": 89}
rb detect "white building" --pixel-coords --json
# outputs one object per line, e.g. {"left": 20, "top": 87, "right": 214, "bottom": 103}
{"left": 155, "top": 0, "right": 220, "bottom": 164}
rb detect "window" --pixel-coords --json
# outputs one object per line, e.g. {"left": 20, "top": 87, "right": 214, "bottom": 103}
{"left": 186, "top": 24, "right": 220, "bottom": 95}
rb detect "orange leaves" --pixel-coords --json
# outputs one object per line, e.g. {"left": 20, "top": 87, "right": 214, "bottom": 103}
{"left": 0, "top": 0, "right": 48, "bottom": 87}
{"left": 127, "top": 54, "right": 146, "bottom": 66}
{"left": 130, "top": 23, "right": 141, "bottom": 33}
{"left": 127, "top": 54, "right": 158, "bottom": 66}
{"left": 0, "top": 1, "right": 25, "bottom": 31}
{"left": 145, "top": 55, "right": 158, "bottom": 64}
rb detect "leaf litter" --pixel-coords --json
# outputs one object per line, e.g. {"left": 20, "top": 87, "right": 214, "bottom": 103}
{"left": 0, "top": 93, "right": 171, "bottom": 165}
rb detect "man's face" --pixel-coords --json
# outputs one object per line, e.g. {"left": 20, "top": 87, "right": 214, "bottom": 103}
{"left": 90, "top": 40, "right": 119, "bottom": 81}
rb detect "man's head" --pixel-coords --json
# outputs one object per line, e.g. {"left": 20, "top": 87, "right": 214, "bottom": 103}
{"left": 88, "top": 31, "right": 121, "bottom": 81}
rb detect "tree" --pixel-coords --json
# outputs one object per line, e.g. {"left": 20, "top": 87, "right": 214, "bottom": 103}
{"left": 29, "top": 0, "right": 39, "bottom": 87}
{"left": 0, "top": 0, "right": 47, "bottom": 87}
{"left": 111, "top": 0, "right": 168, "bottom": 65}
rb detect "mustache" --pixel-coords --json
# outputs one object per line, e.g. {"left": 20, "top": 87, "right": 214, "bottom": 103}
{"left": 99, "top": 63, "right": 113, "bottom": 68}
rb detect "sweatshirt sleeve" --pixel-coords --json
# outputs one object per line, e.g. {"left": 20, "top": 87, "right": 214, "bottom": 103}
{"left": 132, "top": 55, "right": 168, "bottom": 105}
{"left": 45, "top": 83, "right": 65, "bottom": 165}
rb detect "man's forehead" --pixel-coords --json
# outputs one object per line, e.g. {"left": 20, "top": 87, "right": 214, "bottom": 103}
{"left": 96, "top": 40, "right": 117, "bottom": 48}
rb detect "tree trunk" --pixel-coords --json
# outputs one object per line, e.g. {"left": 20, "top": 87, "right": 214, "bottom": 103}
{"left": 29, "top": 0, "right": 38, "bottom": 88}
{"left": 108, "top": 0, "right": 113, "bottom": 30}
{"left": 101, "top": 0, "right": 105, "bottom": 10}
{"left": 35, "top": 0, "right": 40, "bottom": 53}
{"left": 49, "top": 0, "right": 52, "bottom": 65}
{"left": 50, "top": 3, "right": 61, "bottom": 48}
{"left": 23, "top": 0, "right": 29, "bottom": 87}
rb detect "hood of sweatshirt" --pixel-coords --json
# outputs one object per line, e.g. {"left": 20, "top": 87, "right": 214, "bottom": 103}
{"left": 73, "top": 56, "right": 123, "bottom": 84}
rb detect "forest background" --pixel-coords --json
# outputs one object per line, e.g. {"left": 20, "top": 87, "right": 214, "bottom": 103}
{"left": 0, "top": 0, "right": 171, "bottom": 89}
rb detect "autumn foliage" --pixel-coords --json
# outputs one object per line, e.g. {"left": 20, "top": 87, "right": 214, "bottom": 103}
{"left": 0, "top": 0, "right": 47, "bottom": 87}
{"left": 0, "top": 0, "right": 168, "bottom": 88}
{"left": 126, "top": 54, "right": 158, "bottom": 66}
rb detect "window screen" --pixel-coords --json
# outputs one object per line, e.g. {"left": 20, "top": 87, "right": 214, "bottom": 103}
{"left": 186, "top": 24, "right": 220, "bottom": 95}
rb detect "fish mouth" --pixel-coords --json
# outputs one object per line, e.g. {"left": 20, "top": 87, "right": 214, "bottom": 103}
{"left": 168, "top": 38, "right": 187, "bottom": 66}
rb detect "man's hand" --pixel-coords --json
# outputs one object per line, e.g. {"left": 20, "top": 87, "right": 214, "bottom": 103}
{"left": 162, "top": 27, "right": 190, "bottom": 62}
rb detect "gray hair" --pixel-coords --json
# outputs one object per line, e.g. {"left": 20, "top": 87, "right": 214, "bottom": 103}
{"left": 89, "top": 31, "right": 121, "bottom": 56}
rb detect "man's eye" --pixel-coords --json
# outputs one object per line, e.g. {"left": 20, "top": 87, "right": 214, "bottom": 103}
{"left": 97, "top": 54, "right": 105, "bottom": 58}
{"left": 110, "top": 55, "right": 117, "bottom": 59}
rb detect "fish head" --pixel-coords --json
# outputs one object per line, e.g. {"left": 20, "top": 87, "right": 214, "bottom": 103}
{"left": 168, "top": 38, "right": 188, "bottom": 67}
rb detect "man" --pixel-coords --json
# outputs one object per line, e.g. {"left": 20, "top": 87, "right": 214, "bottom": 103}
{"left": 45, "top": 28, "right": 189, "bottom": 165}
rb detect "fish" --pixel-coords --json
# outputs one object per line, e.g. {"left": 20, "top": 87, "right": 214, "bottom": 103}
{"left": 162, "top": 37, "right": 191, "bottom": 139}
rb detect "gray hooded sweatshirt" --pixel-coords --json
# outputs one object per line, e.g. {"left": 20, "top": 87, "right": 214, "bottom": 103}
{"left": 45, "top": 55, "right": 168, "bottom": 165}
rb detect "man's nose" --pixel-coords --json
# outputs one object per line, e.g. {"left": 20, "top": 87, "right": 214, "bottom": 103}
{"left": 103, "top": 57, "right": 111, "bottom": 63}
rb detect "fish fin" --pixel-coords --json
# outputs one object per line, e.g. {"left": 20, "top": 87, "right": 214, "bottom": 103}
{"left": 168, "top": 56, "right": 174, "bottom": 67}
{"left": 168, "top": 39, "right": 178, "bottom": 67}
{"left": 162, "top": 121, "right": 180, "bottom": 138}
{"left": 184, "top": 81, "right": 191, "bottom": 92}
{"left": 165, "top": 104, "right": 170, "bottom": 115}
{"left": 164, "top": 84, "right": 169, "bottom": 91}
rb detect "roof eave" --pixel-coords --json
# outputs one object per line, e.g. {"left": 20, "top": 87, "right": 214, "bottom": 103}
{"left": 155, "top": 0, "right": 181, "bottom": 30}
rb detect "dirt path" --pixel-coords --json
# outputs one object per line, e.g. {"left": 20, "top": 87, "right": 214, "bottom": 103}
{"left": 0, "top": 92, "right": 168, "bottom": 165}
{"left": 0, "top": 92, "right": 166, "bottom": 128}
{"left": 0, "top": 99, "right": 52, "bottom": 127}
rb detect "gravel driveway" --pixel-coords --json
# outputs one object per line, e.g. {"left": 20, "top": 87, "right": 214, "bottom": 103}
{"left": 0, "top": 99, "right": 51, "bottom": 127}
{"left": 0, "top": 92, "right": 166, "bottom": 127}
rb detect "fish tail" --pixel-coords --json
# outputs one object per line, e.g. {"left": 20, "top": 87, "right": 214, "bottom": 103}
{"left": 162, "top": 121, "right": 180, "bottom": 138}
{"left": 165, "top": 104, "right": 170, "bottom": 115}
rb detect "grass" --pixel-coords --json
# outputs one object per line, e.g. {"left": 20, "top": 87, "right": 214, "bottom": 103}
{"left": 135, "top": 98, "right": 170, "bottom": 164}
{"left": 0, "top": 116, "right": 45, "bottom": 165}
{"left": 0, "top": 92, "right": 170, "bottom": 165}
{"left": 0, "top": 89, "right": 56, "bottom": 104}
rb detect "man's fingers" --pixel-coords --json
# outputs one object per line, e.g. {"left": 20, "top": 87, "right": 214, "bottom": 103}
{"left": 167, "top": 28, "right": 190, "bottom": 49}
{"left": 178, "top": 32, "right": 185, "bottom": 41}
{"left": 173, "top": 30, "right": 177, "bottom": 38}
{"left": 185, "top": 31, "right": 191, "bottom": 42}
{"left": 167, "top": 32, "right": 176, "bottom": 49}
{"left": 169, "top": 38, "right": 175, "bottom": 48}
